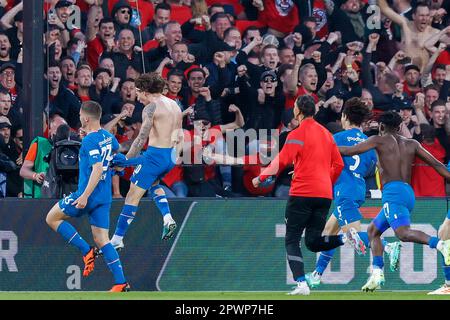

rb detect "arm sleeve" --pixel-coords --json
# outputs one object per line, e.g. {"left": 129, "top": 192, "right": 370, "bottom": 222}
{"left": 24, "top": 142, "right": 38, "bottom": 162}
{"left": 84, "top": 138, "right": 102, "bottom": 167}
{"left": 260, "top": 136, "right": 297, "bottom": 180}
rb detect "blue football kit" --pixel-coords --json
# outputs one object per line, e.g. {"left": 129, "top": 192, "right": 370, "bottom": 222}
{"left": 332, "top": 128, "right": 377, "bottom": 226}
{"left": 59, "top": 129, "right": 119, "bottom": 229}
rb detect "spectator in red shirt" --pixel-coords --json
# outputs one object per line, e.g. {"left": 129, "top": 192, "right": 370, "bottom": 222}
{"left": 412, "top": 124, "right": 446, "bottom": 197}
{"left": 86, "top": 18, "right": 116, "bottom": 70}
{"left": 166, "top": 0, "right": 192, "bottom": 25}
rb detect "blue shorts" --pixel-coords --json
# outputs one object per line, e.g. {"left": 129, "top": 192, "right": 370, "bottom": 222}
{"left": 332, "top": 199, "right": 364, "bottom": 227}
{"left": 130, "top": 146, "right": 176, "bottom": 191}
{"left": 58, "top": 193, "right": 111, "bottom": 229}
{"left": 447, "top": 209, "right": 450, "bottom": 219}
{"left": 373, "top": 181, "right": 415, "bottom": 232}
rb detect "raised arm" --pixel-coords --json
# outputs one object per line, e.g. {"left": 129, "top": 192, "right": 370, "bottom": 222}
{"left": 0, "top": 1, "right": 22, "bottom": 30}
{"left": 339, "top": 135, "right": 379, "bottom": 156}
{"left": 424, "top": 26, "right": 450, "bottom": 55}
{"left": 220, "top": 104, "right": 245, "bottom": 132}
{"left": 284, "top": 54, "right": 303, "bottom": 95}
{"left": 378, "top": 0, "right": 408, "bottom": 28}
{"left": 416, "top": 141, "right": 450, "bottom": 180}
{"left": 126, "top": 103, "right": 156, "bottom": 158}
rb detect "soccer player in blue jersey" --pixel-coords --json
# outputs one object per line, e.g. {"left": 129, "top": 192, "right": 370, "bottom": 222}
{"left": 109, "top": 72, "right": 184, "bottom": 250}
{"left": 340, "top": 111, "right": 450, "bottom": 292}
{"left": 46, "top": 101, "right": 129, "bottom": 292}
{"left": 305, "top": 98, "right": 401, "bottom": 289}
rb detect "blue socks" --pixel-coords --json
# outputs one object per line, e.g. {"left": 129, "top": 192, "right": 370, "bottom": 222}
{"left": 358, "top": 232, "right": 370, "bottom": 248}
{"left": 315, "top": 249, "right": 336, "bottom": 275}
{"left": 373, "top": 256, "right": 384, "bottom": 269}
{"left": 100, "top": 243, "right": 126, "bottom": 284}
{"left": 57, "top": 221, "right": 90, "bottom": 255}
{"left": 150, "top": 185, "right": 171, "bottom": 217}
{"left": 296, "top": 275, "right": 306, "bottom": 282}
{"left": 429, "top": 236, "right": 439, "bottom": 249}
{"left": 115, "top": 204, "right": 138, "bottom": 237}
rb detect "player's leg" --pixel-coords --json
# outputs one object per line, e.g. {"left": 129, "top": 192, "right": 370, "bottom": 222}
{"left": 90, "top": 205, "right": 129, "bottom": 292}
{"left": 285, "top": 197, "right": 312, "bottom": 295}
{"left": 361, "top": 210, "right": 389, "bottom": 292}
{"left": 46, "top": 195, "right": 96, "bottom": 276}
{"left": 111, "top": 181, "right": 147, "bottom": 249}
{"left": 306, "top": 215, "right": 340, "bottom": 288}
{"left": 439, "top": 218, "right": 450, "bottom": 282}
{"left": 148, "top": 180, "right": 177, "bottom": 240}
{"left": 429, "top": 218, "right": 450, "bottom": 294}
{"left": 389, "top": 203, "right": 450, "bottom": 264}
{"left": 304, "top": 199, "right": 348, "bottom": 254}
{"left": 46, "top": 196, "right": 93, "bottom": 255}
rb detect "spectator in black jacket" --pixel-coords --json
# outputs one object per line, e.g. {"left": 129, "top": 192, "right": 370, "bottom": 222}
{"left": 142, "top": 2, "right": 172, "bottom": 43}
{"left": 0, "top": 116, "right": 21, "bottom": 197}
{"left": 46, "top": 62, "right": 81, "bottom": 129}
{"left": 238, "top": 69, "right": 284, "bottom": 153}
{"left": 314, "top": 88, "right": 345, "bottom": 127}
{"left": 182, "top": 67, "right": 222, "bottom": 129}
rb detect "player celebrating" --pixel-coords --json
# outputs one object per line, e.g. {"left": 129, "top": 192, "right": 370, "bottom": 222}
{"left": 110, "top": 72, "right": 184, "bottom": 250}
{"left": 305, "top": 98, "right": 402, "bottom": 288}
{"left": 339, "top": 111, "right": 450, "bottom": 292}
{"left": 46, "top": 101, "right": 129, "bottom": 292}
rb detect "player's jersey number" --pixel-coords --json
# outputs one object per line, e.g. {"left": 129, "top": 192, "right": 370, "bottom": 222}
{"left": 100, "top": 144, "right": 113, "bottom": 180}
{"left": 349, "top": 155, "right": 360, "bottom": 171}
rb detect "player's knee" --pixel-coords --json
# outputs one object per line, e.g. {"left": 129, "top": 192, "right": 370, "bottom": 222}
{"left": 150, "top": 184, "right": 165, "bottom": 197}
{"left": 305, "top": 234, "right": 321, "bottom": 252}
{"left": 93, "top": 234, "right": 109, "bottom": 248}
{"left": 394, "top": 229, "right": 411, "bottom": 242}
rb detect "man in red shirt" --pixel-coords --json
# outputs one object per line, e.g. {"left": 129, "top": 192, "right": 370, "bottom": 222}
{"left": 253, "top": 95, "right": 346, "bottom": 295}
{"left": 411, "top": 124, "right": 446, "bottom": 197}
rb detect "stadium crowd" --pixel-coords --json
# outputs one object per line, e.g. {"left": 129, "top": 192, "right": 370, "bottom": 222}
{"left": 0, "top": 0, "right": 449, "bottom": 198}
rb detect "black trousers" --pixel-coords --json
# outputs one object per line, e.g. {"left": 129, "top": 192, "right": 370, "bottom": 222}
{"left": 285, "top": 196, "right": 344, "bottom": 281}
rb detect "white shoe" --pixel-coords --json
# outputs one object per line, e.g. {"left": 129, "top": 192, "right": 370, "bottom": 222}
{"left": 361, "top": 268, "right": 385, "bottom": 292}
{"left": 428, "top": 284, "right": 450, "bottom": 295}
{"left": 346, "top": 227, "right": 366, "bottom": 255}
{"left": 111, "top": 240, "right": 124, "bottom": 251}
{"left": 438, "top": 239, "right": 450, "bottom": 265}
{"left": 162, "top": 217, "right": 177, "bottom": 240}
{"left": 287, "top": 281, "right": 310, "bottom": 295}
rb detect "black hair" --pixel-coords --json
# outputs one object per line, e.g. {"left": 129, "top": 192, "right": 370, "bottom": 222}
{"left": 99, "top": 17, "right": 115, "bottom": 27}
{"left": 412, "top": 1, "right": 430, "bottom": 15}
{"left": 431, "top": 99, "right": 446, "bottom": 111}
{"left": 342, "top": 97, "right": 371, "bottom": 126}
{"left": 295, "top": 95, "right": 315, "bottom": 117}
{"left": 242, "top": 26, "right": 260, "bottom": 39}
{"left": 208, "top": 4, "right": 224, "bottom": 16}
{"left": 379, "top": 111, "right": 402, "bottom": 131}
{"left": 421, "top": 123, "right": 435, "bottom": 142}
{"left": 187, "top": 67, "right": 206, "bottom": 79}
{"left": 155, "top": 2, "right": 171, "bottom": 12}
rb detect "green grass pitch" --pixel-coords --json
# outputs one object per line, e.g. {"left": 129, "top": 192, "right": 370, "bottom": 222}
{"left": 0, "top": 291, "right": 449, "bottom": 300}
